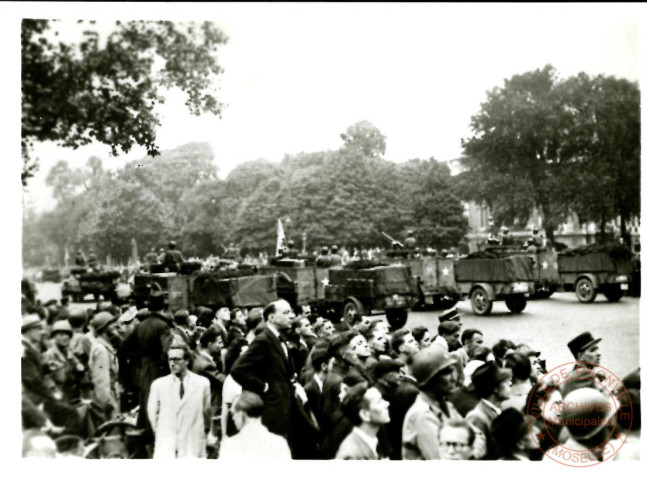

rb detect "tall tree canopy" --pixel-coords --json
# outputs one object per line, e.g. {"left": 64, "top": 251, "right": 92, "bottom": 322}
{"left": 21, "top": 19, "right": 228, "bottom": 185}
{"left": 461, "top": 65, "right": 640, "bottom": 243}
{"left": 25, "top": 122, "right": 470, "bottom": 265}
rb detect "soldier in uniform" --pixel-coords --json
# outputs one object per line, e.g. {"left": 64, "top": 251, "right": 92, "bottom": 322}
{"left": 284, "top": 240, "right": 300, "bottom": 258}
{"left": 404, "top": 231, "right": 417, "bottom": 250}
{"left": 144, "top": 247, "right": 159, "bottom": 267}
{"left": 316, "top": 246, "right": 332, "bottom": 267}
{"left": 561, "top": 331, "right": 605, "bottom": 397}
{"left": 87, "top": 248, "right": 99, "bottom": 270}
{"left": 43, "top": 320, "right": 86, "bottom": 404}
{"left": 160, "top": 241, "right": 185, "bottom": 273}
{"left": 329, "top": 245, "right": 343, "bottom": 266}
{"left": 75, "top": 250, "right": 87, "bottom": 267}
{"left": 499, "top": 226, "right": 513, "bottom": 246}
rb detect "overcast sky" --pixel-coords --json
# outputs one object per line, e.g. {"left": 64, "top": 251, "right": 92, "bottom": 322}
{"left": 11, "top": 3, "right": 643, "bottom": 212}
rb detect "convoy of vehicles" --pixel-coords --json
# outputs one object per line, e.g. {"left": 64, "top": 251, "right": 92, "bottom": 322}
{"left": 61, "top": 268, "right": 122, "bottom": 303}
{"left": 38, "top": 242, "right": 636, "bottom": 326}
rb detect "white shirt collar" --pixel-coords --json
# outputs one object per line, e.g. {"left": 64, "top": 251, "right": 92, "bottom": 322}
{"left": 313, "top": 375, "right": 323, "bottom": 391}
{"left": 481, "top": 398, "right": 501, "bottom": 416}
{"left": 352, "top": 427, "right": 378, "bottom": 456}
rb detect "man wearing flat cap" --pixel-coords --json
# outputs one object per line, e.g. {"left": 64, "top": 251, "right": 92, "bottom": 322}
{"left": 402, "top": 345, "right": 463, "bottom": 459}
{"left": 465, "top": 360, "right": 513, "bottom": 459}
{"left": 562, "top": 331, "right": 605, "bottom": 397}
{"left": 89, "top": 312, "right": 121, "bottom": 420}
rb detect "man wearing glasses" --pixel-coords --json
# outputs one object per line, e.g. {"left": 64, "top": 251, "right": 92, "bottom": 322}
{"left": 147, "top": 344, "right": 211, "bottom": 458}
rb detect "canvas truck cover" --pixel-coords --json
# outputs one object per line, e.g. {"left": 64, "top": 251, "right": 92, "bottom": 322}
{"left": 192, "top": 274, "right": 277, "bottom": 308}
{"left": 557, "top": 252, "right": 633, "bottom": 275}
{"left": 328, "top": 265, "right": 417, "bottom": 297}
{"left": 133, "top": 273, "right": 189, "bottom": 312}
{"left": 454, "top": 256, "right": 534, "bottom": 283}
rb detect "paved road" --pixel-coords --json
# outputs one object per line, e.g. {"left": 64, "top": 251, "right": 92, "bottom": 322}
{"left": 36, "top": 282, "right": 639, "bottom": 379}
{"left": 406, "top": 292, "right": 640, "bottom": 380}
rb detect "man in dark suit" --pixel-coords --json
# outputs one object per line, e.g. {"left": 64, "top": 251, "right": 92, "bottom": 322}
{"left": 230, "top": 299, "right": 315, "bottom": 458}
{"left": 119, "top": 289, "right": 173, "bottom": 437}
{"left": 304, "top": 345, "right": 333, "bottom": 426}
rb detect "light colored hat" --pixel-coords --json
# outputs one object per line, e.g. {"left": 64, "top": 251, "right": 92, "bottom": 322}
{"left": 118, "top": 306, "right": 138, "bottom": 324}
{"left": 411, "top": 345, "right": 457, "bottom": 388}
{"left": 50, "top": 320, "right": 73, "bottom": 336}
{"left": 90, "top": 312, "right": 116, "bottom": 333}
{"left": 21, "top": 314, "right": 43, "bottom": 333}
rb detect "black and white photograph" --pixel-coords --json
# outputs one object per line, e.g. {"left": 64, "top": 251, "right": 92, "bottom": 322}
{"left": 9, "top": 1, "right": 644, "bottom": 467}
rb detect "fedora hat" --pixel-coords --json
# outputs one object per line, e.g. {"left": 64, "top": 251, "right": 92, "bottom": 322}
{"left": 471, "top": 361, "right": 512, "bottom": 398}
{"left": 438, "top": 307, "right": 460, "bottom": 323}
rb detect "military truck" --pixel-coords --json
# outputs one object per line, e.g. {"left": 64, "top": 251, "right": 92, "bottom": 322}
{"left": 454, "top": 253, "right": 535, "bottom": 316}
{"left": 324, "top": 262, "right": 418, "bottom": 329}
{"left": 382, "top": 251, "right": 461, "bottom": 309}
{"left": 132, "top": 263, "right": 277, "bottom": 311}
{"left": 479, "top": 246, "right": 560, "bottom": 299}
{"left": 262, "top": 259, "right": 418, "bottom": 329}
{"left": 557, "top": 244, "right": 633, "bottom": 303}
{"left": 62, "top": 268, "right": 122, "bottom": 302}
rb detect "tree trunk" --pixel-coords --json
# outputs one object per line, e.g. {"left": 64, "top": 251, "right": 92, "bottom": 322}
{"left": 620, "top": 214, "right": 631, "bottom": 247}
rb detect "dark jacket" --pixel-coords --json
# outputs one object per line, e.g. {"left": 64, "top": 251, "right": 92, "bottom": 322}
{"left": 230, "top": 328, "right": 296, "bottom": 437}
{"left": 119, "top": 311, "right": 172, "bottom": 432}
{"left": 387, "top": 375, "right": 419, "bottom": 460}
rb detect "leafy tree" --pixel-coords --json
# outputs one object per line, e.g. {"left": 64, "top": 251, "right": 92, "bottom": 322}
{"left": 21, "top": 19, "right": 228, "bottom": 185}
{"left": 340, "top": 120, "right": 387, "bottom": 158}
{"left": 404, "top": 159, "right": 469, "bottom": 249}
{"left": 463, "top": 66, "right": 582, "bottom": 241}
{"left": 557, "top": 73, "right": 640, "bottom": 243}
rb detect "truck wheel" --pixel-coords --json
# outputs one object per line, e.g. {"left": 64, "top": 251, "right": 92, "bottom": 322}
{"left": 342, "top": 298, "right": 365, "bottom": 324}
{"left": 385, "top": 308, "right": 408, "bottom": 330}
{"left": 603, "top": 285, "right": 624, "bottom": 302}
{"left": 575, "top": 278, "right": 597, "bottom": 303}
{"left": 505, "top": 295, "right": 527, "bottom": 314}
{"left": 470, "top": 287, "right": 493, "bottom": 316}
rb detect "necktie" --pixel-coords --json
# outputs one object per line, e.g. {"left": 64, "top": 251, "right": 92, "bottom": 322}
{"left": 179, "top": 380, "right": 185, "bottom": 399}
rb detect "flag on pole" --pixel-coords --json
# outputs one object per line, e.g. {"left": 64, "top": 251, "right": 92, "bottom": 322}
{"left": 64, "top": 245, "right": 70, "bottom": 268}
{"left": 276, "top": 219, "right": 286, "bottom": 256}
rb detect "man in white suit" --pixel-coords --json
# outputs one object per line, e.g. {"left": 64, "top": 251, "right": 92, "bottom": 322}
{"left": 147, "top": 344, "right": 212, "bottom": 458}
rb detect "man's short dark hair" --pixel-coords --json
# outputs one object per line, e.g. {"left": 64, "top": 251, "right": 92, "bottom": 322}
{"left": 232, "top": 391, "right": 264, "bottom": 418}
{"left": 504, "top": 352, "right": 531, "bottom": 381}
{"left": 311, "top": 346, "right": 333, "bottom": 372}
{"left": 199, "top": 326, "right": 225, "bottom": 349}
{"left": 391, "top": 329, "right": 411, "bottom": 354}
{"left": 340, "top": 382, "right": 370, "bottom": 426}
{"left": 174, "top": 309, "right": 190, "bottom": 326}
{"left": 411, "top": 326, "right": 429, "bottom": 343}
{"left": 461, "top": 328, "right": 482, "bottom": 345}
{"left": 263, "top": 301, "right": 278, "bottom": 322}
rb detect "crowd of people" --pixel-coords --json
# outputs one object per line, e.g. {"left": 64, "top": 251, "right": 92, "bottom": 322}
{"left": 22, "top": 289, "right": 640, "bottom": 461}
